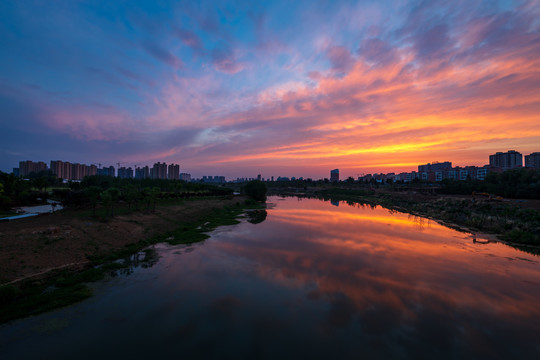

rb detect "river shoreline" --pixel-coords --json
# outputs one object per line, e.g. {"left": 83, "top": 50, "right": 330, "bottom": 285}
{"left": 271, "top": 187, "right": 540, "bottom": 254}
{"left": 0, "top": 195, "right": 263, "bottom": 323}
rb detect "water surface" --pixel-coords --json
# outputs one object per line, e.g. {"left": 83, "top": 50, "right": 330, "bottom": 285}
{"left": 1, "top": 197, "right": 539, "bottom": 359}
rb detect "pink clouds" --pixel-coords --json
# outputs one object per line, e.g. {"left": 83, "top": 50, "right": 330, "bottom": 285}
{"left": 326, "top": 45, "right": 355, "bottom": 73}
{"left": 45, "top": 106, "right": 138, "bottom": 142}
{"left": 3, "top": 1, "right": 539, "bottom": 178}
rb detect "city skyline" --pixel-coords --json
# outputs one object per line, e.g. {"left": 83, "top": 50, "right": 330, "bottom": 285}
{"left": 1, "top": 1, "right": 540, "bottom": 179}
{"left": 12, "top": 148, "right": 538, "bottom": 182}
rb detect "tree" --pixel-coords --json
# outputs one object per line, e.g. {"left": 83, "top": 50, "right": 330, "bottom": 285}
{"left": 33, "top": 177, "right": 48, "bottom": 192}
{"left": 84, "top": 186, "right": 102, "bottom": 217}
{"left": 107, "top": 187, "right": 121, "bottom": 216}
{"left": 124, "top": 184, "right": 140, "bottom": 211}
{"left": 244, "top": 180, "right": 267, "bottom": 202}
{"left": 149, "top": 187, "right": 160, "bottom": 212}
{"left": 102, "top": 187, "right": 120, "bottom": 217}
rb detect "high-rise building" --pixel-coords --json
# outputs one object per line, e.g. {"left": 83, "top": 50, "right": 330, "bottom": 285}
{"left": 50, "top": 160, "right": 64, "bottom": 179}
{"left": 71, "top": 163, "right": 84, "bottom": 180}
{"left": 330, "top": 169, "right": 339, "bottom": 182}
{"left": 51, "top": 160, "right": 97, "bottom": 180}
{"left": 118, "top": 167, "right": 134, "bottom": 179}
{"left": 489, "top": 150, "right": 522, "bottom": 170}
{"left": 525, "top": 152, "right": 540, "bottom": 168}
{"left": 63, "top": 162, "right": 72, "bottom": 179}
{"left": 97, "top": 166, "right": 115, "bottom": 177}
{"left": 151, "top": 162, "right": 167, "bottom": 179}
{"left": 19, "top": 160, "right": 47, "bottom": 177}
{"left": 135, "top": 166, "right": 150, "bottom": 179}
{"left": 180, "top": 173, "right": 191, "bottom": 182}
{"left": 168, "top": 163, "right": 180, "bottom": 180}
{"left": 88, "top": 164, "right": 97, "bottom": 176}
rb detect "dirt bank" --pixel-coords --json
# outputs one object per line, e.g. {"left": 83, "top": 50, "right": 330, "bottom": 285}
{"left": 0, "top": 197, "right": 246, "bottom": 284}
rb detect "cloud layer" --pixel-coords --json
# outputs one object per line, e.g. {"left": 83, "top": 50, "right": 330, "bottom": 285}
{"left": 1, "top": 0, "right": 539, "bottom": 178}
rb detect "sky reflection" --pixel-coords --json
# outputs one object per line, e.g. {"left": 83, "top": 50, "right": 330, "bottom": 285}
{"left": 1, "top": 197, "right": 539, "bottom": 359}
{"left": 207, "top": 197, "right": 540, "bottom": 357}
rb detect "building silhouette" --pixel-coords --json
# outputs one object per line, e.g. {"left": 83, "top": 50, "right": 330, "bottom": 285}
{"left": 180, "top": 173, "right": 191, "bottom": 182}
{"left": 168, "top": 163, "right": 180, "bottom": 180}
{"left": 118, "top": 167, "right": 134, "bottom": 179}
{"left": 330, "top": 169, "right": 339, "bottom": 182}
{"left": 135, "top": 166, "right": 149, "bottom": 179}
{"left": 49, "top": 160, "right": 97, "bottom": 180}
{"left": 151, "top": 162, "right": 167, "bottom": 179}
{"left": 489, "top": 150, "right": 522, "bottom": 170}
{"left": 97, "top": 166, "right": 115, "bottom": 177}
{"left": 201, "top": 176, "right": 225, "bottom": 184}
{"left": 19, "top": 160, "right": 47, "bottom": 177}
{"left": 525, "top": 152, "right": 540, "bottom": 168}
{"left": 418, "top": 161, "right": 452, "bottom": 173}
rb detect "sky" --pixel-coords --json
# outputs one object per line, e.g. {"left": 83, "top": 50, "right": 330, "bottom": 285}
{"left": 1, "top": 0, "right": 539, "bottom": 179}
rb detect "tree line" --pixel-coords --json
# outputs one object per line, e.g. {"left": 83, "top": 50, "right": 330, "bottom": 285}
{"left": 0, "top": 172, "right": 233, "bottom": 214}
{"left": 437, "top": 168, "right": 540, "bottom": 199}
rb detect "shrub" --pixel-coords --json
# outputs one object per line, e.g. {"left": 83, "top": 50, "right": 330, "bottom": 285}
{"left": 244, "top": 180, "right": 267, "bottom": 202}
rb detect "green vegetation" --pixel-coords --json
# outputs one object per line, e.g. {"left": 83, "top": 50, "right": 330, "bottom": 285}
{"left": 308, "top": 188, "right": 540, "bottom": 248}
{"left": 243, "top": 180, "right": 267, "bottom": 202}
{"left": 0, "top": 198, "right": 264, "bottom": 324}
{"left": 0, "top": 260, "right": 141, "bottom": 324}
{"left": 0, "top": 171, "right": 57, "bottom": 208}
{"left": 0, "top": 171, "right": 234, "bottom": 213}
{"left": 439, "top": 168, "right": 540, "bottom": 199}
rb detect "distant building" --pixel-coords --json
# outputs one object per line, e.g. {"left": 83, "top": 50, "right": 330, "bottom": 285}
{"left": 151, "top": 162, "right": 167, "bottom": 179}
{"left": 118, "top": 167, "right": 134, "bottom": 179}
{"left": 12, "top": 168, "right": 19, "bottom": 176}
{"left": 19, "top": 160, "right": 47, "bottom": 177}
{"left": 135, "top": 166, "right": 149, "bottom": 179}
{"left": 50, "top": 160, "right": 96, "bottom": 180}
{"left": 180, "top": 173, "right": 191, "bottom": 182}
{"left": 257, "top": 174, "right": 261, "bottom": 181}
{"left": 71, "top": 163, "right": 83, "bottom": 180}
{"left": 63, "top": 162, "right": 72, "bottom": 179}
{"left": 489, "top": 150, "right": 522, "bottom": 170}
{"left": 330, "top": 169, "right": 339, "bottom": 182}
{"left": 201, "top": 176, "right": 225, "bottom": 184}
{"left": 418, "top": 161, "right": 452, "bottom": 173}
{"left": 525, "top": 152, "right": 540, "bottom": 168}
{"left": 459, "top": 166, "right": 479, "bottom": 181}
{"left": 50, "top": 160, "right": 65, "bottom": 179}
{"left": 168, "top": 163, "right": 180, "bottom": 180}
{"left": 89, "top": 165, "right": 97, "bottom": 176}
{"left": 97, "top": 166, "right": 115, "bottom": 177}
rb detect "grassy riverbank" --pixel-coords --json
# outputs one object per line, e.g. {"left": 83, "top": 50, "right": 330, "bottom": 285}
{"left": 276, "top": 187, "right": 540, "bottom": 251}
{"left": 0, "top": 196, "right": 263, "bottom": 324}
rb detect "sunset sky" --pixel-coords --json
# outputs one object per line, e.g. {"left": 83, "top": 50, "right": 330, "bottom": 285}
{"left": 1, "top": 0, "right": 539, "bottom": 179}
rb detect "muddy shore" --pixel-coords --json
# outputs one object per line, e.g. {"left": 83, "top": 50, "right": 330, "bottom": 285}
{"left": 0, "top": 196, "right": 248, "bottom": 285}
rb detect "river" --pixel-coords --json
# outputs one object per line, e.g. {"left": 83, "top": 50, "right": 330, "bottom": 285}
{"left": 1, "top": 196, "right": 539, "bottom": 359}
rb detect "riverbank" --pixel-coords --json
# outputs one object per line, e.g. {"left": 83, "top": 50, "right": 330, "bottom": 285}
{"left": 0, "top": 196, "right": 262, "bottom": 323}
{"left": 272, "top": 186, "right": 540, "bottom": 252}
